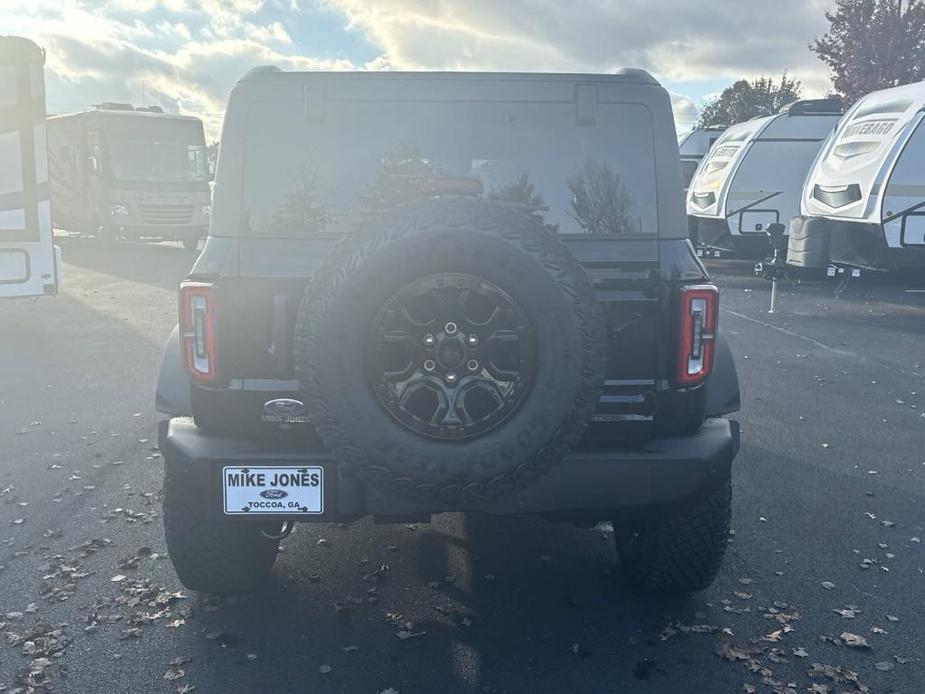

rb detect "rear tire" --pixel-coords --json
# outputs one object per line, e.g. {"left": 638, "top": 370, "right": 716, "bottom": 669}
{"left": 615, "top": 480, "right": 731, "bottom": 593}
{"left": 163, "top": 456, "right": 280, "bottom": 594}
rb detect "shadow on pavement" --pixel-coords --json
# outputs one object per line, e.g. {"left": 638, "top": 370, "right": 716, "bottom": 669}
{"left": 155, "top": 513, "right": 745, "bottom": 694}
{"left": 55, "top": 235, "right": 198, "bottom": 292}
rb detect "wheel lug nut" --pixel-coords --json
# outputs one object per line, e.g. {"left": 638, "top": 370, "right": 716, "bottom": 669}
{"left": 445, "top": 372, "right": 458, "bottom": 385}
{"left": 467, "top": 359, "right": 479, "bottom": 372}
{"left": 423, "top": 359, "right": 436, "bottom": 372}
{"left": 466, "top": 334, "right": 478, "bottom": 346}
{"left": 423, "top": 334, "right": 435, "bottom": 346}
{"left": 445, "top": 322, "right": 458, "bottom": 335}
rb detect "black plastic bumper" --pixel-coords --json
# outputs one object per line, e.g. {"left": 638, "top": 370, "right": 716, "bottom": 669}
{"left": 158, "top": 417, "right": 739, "bottom": 520}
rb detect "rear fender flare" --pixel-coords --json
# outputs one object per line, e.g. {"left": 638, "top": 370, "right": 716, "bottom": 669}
{"left": 705, "top": 331, "right": 740, "bottom": 416}
{"left": 155, "top": 324, "right": 192, "bottom": 416}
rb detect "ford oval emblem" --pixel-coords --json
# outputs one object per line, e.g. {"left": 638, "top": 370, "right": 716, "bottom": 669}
{"left": 260, "top": 489, "right": 288, "bottom": 500}
{"left": 263, "top": 398, "right": 306, "bottom": 416}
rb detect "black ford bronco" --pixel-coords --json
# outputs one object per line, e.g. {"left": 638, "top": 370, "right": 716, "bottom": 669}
{"left": 156, "top": 68, "right": 741, "bottom": 595}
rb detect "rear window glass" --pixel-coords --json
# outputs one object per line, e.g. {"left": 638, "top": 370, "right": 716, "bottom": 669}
{"left": 240, "top": 96, "right": 658, "bottom": 236}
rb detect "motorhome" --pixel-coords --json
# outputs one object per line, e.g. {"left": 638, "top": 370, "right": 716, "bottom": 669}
{"left": 686, "top": 98, "right": 843, "bottom": 257}
{"left": 47, "top": 104, "right": 210, "bottom": 249}
{"left": 0, "top": 36, "right": 60, "bottom": 299}
{"left": 788, "top": 81, "right": 925, "bottom": 271}
{"left": 678, "top": 126, "right": 725, "bottom": 191}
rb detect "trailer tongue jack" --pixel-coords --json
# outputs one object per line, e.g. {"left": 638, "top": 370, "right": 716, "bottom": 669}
{"left": 754, "top": 223, "right": 788, "bottom": 314}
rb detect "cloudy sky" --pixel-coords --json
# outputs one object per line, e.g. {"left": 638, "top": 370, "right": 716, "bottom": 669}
{"left": 2, "top": 0, "right": 837, "bottom": 139}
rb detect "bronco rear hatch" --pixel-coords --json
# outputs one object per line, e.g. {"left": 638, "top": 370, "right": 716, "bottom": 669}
{"left": 185, "top": 71, "right": 709, "bottom": 442}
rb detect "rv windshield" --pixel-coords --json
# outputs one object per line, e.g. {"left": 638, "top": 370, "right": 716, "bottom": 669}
{"left": 104, "top": 117, "right": 208, "bottom": 183}
{"left": 239, "top": 96, "right": 658, "bottom": 236}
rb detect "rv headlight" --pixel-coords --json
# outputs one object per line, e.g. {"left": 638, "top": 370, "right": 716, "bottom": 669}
{"left": 200, "top": 204, "right": 211, "bottom": 217}
{"left": 110, "top": 203, "right": 129, "bottom": 216}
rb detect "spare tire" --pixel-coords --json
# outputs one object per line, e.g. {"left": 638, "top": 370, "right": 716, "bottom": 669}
{"left": 294, "top": 199, "right": 606, "bottom": 500}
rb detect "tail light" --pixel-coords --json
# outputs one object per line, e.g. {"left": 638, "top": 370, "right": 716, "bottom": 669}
{"left": 676, "top": 284, "right": 718, "bottom": 386}
{"left": 180, "top": 281, "right": 217, "bottom": 382}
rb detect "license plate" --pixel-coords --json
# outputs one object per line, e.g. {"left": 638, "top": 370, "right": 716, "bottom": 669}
{"left": 222, "top": 466, "right": 324, "bottom": 515}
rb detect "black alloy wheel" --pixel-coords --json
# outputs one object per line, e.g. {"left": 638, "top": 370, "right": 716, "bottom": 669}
{"left": 368, "top": 273, "right": 536, "bottom": 440}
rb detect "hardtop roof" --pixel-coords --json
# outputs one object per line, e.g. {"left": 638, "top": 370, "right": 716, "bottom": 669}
{"left": 47, "top": 109, "right": 203, "bottom": 124}
{"left": 237, "top": 66, "right": 660, "bottom": 87}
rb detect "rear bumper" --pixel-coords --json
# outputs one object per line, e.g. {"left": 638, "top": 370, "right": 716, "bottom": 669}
{"left": 158, "top": 417, "right": 739, "bottom": 520}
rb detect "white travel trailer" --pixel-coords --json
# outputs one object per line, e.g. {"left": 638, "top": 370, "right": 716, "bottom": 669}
{"left": 789, "top": 81, "right": 925, "bottom": 271}
{"left": 686, "top": 98, "right": 844, "bottom": 257}
{"left": 0, "top": 36, "right": 60, "bottom": 298}
{"left": 678, "top": 126, "right": 725, "bottom": 191}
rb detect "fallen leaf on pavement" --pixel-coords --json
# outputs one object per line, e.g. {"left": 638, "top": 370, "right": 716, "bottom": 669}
{"left": 839, "top": 632, "right": 870, "bottom": 649}
{"left": 164, "top": 667, "right": 185, "bottom": 681}
{"left": 833, "top": 607, "right": 859, "bottom": 619}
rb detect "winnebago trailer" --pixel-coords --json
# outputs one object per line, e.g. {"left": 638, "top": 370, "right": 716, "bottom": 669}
{"left": 686, "top": 98, "right": 843, "bottom": 257}
{"left": 0, "top": 36, "right": 60, "bottom": 299}
{"left": 679, "top": 126, "right": 725, "bottom": 191}
{"left": 47, "top": 105, "right": 210, "bottom": 249}
{"left": 789, "top": 81, "right": 925, "bottom": 271}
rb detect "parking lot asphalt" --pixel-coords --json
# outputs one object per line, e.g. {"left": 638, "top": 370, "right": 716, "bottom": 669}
{"left": 1, "top": 241, "right": 923, "bottom": 694}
